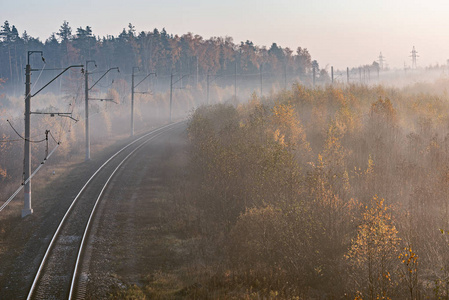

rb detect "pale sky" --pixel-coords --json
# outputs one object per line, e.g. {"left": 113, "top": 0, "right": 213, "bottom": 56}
{"left": 2, "top": 0, "right": 449, "bottom": 70}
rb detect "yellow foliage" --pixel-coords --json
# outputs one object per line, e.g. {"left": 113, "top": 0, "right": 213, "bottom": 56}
{"left": 370, "top": 97, "right": 397, "bottom": 124}
{"left": 346, "top": 195, "right": 400, "bottom": 298}
{"left": 269, "top": 102, "right": 310, "bottom": 154}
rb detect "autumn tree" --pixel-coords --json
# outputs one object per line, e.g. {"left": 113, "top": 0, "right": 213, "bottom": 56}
{"left": 346, "top": 196, "right": 401, "bottom": 299}
{"left": 73, "top": 26, "right": 96, "bottom": 61}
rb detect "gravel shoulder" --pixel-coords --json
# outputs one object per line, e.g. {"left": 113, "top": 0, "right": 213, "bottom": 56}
{"left": 83, "top": 124, "right": 193, "bottom": 299}
{"left": 0, "top": 125, "right": 174, "bottom": 299}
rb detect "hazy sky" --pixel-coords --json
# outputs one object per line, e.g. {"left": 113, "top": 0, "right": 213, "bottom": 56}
{"left": 2, "top": 0, "right": 449, "bottom": 70}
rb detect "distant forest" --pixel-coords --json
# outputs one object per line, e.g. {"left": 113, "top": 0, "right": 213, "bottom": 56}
{"left": 0, "top": 20, "right": 321, "bottom": 94}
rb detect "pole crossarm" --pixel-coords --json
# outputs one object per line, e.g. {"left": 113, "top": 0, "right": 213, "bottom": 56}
{"left": 88, "top": 98, "right": 117, "bottom": 104}
{"left": 171, "top": 74, "right": 189, "bottom": 86}
{"left": 169, "top": 73, "right": 190, "bottom": 122}
{"left": 130, "top": 69, "right": 156, "bottom": 136}
{"left": 31, "top": 65, "right": 83, "bottom": 97}
{"left": 30, "top": 67, "right": 80, "bottom": 72}
{"left": 135, "top": 72, "right": 157, "bottom": 88}
{"left": 86, "top": 60, "right": 96, "bottom": 68}
{"left": 30, "top": 112, "right": 78, "bottom": 122}
{"left": 208, "top": 73, "right": 224, "bottom": 84}
{"left": 89, "top": 67, "right": 119, "bottom": 90}
{"left": 28, "top": 51, "right": 44, "bottom": 65}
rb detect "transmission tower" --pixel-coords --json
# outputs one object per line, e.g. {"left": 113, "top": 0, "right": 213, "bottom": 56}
{"left": 410, "top": 46, "right": 418, "bottom": 69}
{"left": 378, "top": 52, "right": 385, "bottom": 70}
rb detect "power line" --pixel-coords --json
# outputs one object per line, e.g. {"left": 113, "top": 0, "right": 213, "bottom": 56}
{"left": 59, "top": 79, "right": 84, "bottom": 142}
{"left": 0, "top": 138, "right": 23, "bottom": 143}
{"left": 49, "top": 131, "right": 59, "bottom": 144}
{"left": 27, "top": 62, "right": 47, "bottom": 98}
{"left": 7, "top": 120, "right": 47, "bottom": 143}
{"left": 0, "top": 144, "right": 60, "bottom": 213}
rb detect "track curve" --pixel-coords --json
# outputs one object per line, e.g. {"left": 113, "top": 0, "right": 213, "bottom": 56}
{"left": 26, "top": 122, "right": 184, "bottom": 300}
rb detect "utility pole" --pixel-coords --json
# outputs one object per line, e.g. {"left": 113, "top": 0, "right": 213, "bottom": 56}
{"left": 23, "top": 53, "right": 34, "bottom": 217}
{"left": 84, "top": 60, "right": 96, "bottom": 161}
{"left": 378, "top": 52, "right": 385, "bottom": 70}
{"left": 23, "top": 51, "right": 82, "bottom": 217}
{"left": 131, "top": 67, "right": 156, "bottom": 136}
{"left": 196, "top": 56, "right": 199, "bottom": 86}
{"left": 331, "top": 66, "right": 334, "bottom": 84}
{"left": 169, "top": 73, "right": 188, "bottom": 122}
{"left": 312, "top": 65, "right": 316, "bottom": 88}
{"left": 284, "top": 63, "right": 287, "bottom": 90}
{"left": 260, "top": 64, "right": 263, "bottom": 97}
{"left": 206, "top": 73, "right": 222, "bottom": 105}
{"left": 85, "top": 61, "right": 119, "bottom": 160}
{"left": 410, "top": 46, "right": 418, "bottom": 69}
{"left": 131, "top": 67, "right": 136, "bottom": 136}
{"left": 180, "top": 61, "right": 183, "bottom": 87}
{"left": 170, "top": 73, "right": 173, "bottom": 121}
{"left": 234, "top": 62, "right": 237, "bottom": 102}
{"left": 347, "top": 67, "right": 349, "bottom": 84}
{"left": 44, "top": 130, "right": 49, "bottom": 159}
{"left": 206, "top": 74, "right": 209, "bottom": 105}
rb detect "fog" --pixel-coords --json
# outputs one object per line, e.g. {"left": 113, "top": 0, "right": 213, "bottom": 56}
{"left": 4, "top": 18, "right": 449, "bottom": 298}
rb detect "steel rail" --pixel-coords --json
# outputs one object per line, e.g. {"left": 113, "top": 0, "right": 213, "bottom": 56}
{"left": 68, "top": 124, "right": 179, "bottom": 299}
{"left": 26, "top": 121, "right": 183, "bottom": 300}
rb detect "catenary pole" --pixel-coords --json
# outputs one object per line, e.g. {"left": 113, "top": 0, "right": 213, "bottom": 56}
{"left": 234, "top": 62, "right": 237, "bottom": 102}
{"left": 131, "top": 68, "right": 155, "bottom": 136}
{"left": 23, "top": 51, "right": 82, "bottom": 217}
{"left": 196, "top": 56, "right": 199, "bottom": 86}
{"left": 85, "top": 62, "right": 118, "bottom": 160}
{"left": 206, "top": 74, "right": 210, "bottom": 105}
{"left": 284, "top": 63, "right": 287, "bottom": 90}
{"left": 170, "top": 73, "right": 173, "bottom": 122}
{"left": 312, "top": 65, "right": 316, "bottom": 88}
{"left": 331, "top": 66, "right": 334, "bottom": 84}
{"left": 23, "top": 55, "right": 33, "bottom": 217}
{"left": 131, "top": 67, "right": 137, "bottom": 136}
{"left": 84, "top": 60, "right": 95, "bottom": 161}
{"left": 169, "top": 73, "right": 188, "bottom": 121}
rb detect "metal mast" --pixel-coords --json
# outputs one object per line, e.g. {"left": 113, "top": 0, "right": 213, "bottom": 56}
{"left": 410, "top": 46, "right": 418, "bottom": 69}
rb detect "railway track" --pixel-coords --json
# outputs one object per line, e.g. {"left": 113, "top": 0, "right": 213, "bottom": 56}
{"left": 25, "top": 122, "right": 184, "bottom": 300}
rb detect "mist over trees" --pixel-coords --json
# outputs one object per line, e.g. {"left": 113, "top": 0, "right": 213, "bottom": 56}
{"left": 0, "top": 20, "right": 317, "bottom": 95}
{"left": 6, "top": 17, "right": 449, "bottom": 299}
{"left": 0, "top": 19, "right": 321, "bottom": 195}
{"left": 176, "top": 82, "right": 449, "bottom": 298}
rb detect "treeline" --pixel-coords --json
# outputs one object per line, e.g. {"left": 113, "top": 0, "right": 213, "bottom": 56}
{"left": 0, "top": 20, "right": 320, "bottom": 94}
{"left": 168, "top": 82, "right": 449, "bottom": 298}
